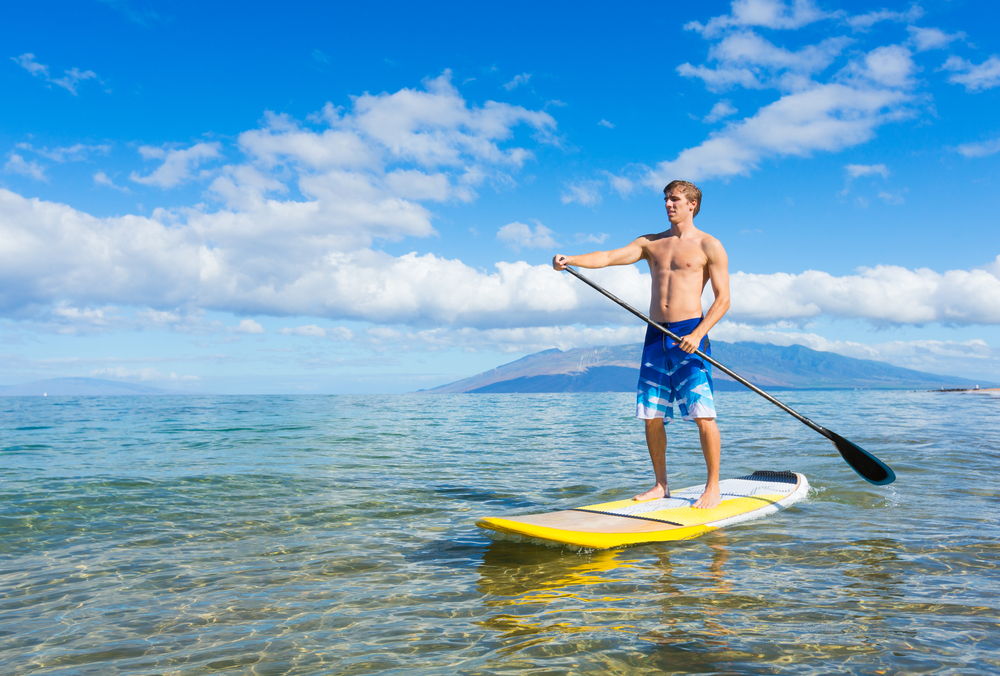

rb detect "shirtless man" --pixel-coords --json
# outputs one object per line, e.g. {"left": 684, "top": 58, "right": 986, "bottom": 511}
{"left": 552, "top": 180, "right": 730, "bottom": 509}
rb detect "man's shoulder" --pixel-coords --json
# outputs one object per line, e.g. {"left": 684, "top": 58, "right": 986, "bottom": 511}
{"left": 637, "top": 230, "right": 674, "bottom": 244}
{"left": 698, "top": 231, "right": 728, "bottom": 260}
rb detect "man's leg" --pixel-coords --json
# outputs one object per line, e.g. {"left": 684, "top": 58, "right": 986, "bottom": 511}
{"left": 692, "top": 417, "right": 721, "bottom": 509}
{"left": 634, "top": 418, "right": 669, "bottom": 501}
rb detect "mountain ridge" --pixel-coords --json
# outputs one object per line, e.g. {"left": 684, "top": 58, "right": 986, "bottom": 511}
{"left": 422, "top": 341, "right": 993, "bottom": 393}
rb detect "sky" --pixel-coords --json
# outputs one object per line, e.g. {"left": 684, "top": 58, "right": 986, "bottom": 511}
{"left": 2, "top": 0, "right": 999, "bottom": 394}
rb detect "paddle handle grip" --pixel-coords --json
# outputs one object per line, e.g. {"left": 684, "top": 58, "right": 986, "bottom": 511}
{"left": 563, "top": 266, "right": 827, "bottom": 435}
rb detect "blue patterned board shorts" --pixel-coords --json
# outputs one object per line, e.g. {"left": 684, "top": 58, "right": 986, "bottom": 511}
{"left": 636, "top": 317, "right": 717, "bottom": 423}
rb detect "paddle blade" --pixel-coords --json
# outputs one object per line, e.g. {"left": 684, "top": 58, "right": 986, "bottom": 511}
{"left": 825, "top": 430, "right": 896, "bottom": 485}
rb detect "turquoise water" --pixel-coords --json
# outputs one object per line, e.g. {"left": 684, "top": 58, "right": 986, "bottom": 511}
{"left": 2, "top": 390, "right": 998, "bottom": 675}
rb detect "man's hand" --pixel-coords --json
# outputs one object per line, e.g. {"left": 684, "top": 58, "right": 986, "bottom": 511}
{"left": 552, "top": 254, "right": 570, "bottom": 271}
{"left": 676, "top": 332, "right": 703, "bottom": 354}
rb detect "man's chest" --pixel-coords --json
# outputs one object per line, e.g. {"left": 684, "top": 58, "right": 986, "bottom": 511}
{"left": 647, "top": 239, "right": 707, "bottom": 272}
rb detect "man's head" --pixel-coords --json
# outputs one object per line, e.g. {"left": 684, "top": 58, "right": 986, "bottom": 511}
{"left": 663, "top": 180, "right": 701, "bottom": 217}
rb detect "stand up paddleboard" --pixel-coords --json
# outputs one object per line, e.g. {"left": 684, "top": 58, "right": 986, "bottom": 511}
{"left": 477, "top": 470, "right": 809, "bottom": 550}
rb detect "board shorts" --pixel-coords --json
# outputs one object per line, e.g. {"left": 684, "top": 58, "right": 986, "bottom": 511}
{"left": 636, "top": 317, "right": 717, "bottom": 423}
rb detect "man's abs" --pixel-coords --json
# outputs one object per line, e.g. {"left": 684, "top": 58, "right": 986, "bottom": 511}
{"left": 649, "top": 270, "right": 707, "bottom": 323}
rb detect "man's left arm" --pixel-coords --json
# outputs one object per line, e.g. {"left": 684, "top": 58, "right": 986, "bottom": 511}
{"left": 677, "top": 238, "right": 731, "bottom": 353}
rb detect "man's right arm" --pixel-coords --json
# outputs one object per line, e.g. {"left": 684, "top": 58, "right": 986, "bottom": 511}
{"left": 552, "top": 238, "right": 646, "bottom": 271}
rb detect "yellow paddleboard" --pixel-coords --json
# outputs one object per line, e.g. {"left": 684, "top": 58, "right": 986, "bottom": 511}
{"left": 477, "top": 470, "right": 809, "bottom": 550}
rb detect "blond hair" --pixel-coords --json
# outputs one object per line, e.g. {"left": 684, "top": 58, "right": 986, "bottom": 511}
{"left": 663, "top": 180, "right": 702, "bottom": 217}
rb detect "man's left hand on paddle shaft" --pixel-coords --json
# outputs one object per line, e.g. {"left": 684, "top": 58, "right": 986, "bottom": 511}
{"left": 674, "top": 332, "right": 703, "bottom": 354}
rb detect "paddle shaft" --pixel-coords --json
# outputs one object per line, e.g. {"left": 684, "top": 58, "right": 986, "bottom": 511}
{"left": 563, "top": 266, "right": 831, "bottom": 438}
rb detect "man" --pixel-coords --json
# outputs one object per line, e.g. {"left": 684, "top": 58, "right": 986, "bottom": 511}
{"left": 552, "top": 180, "right": 730, "bottom": 509}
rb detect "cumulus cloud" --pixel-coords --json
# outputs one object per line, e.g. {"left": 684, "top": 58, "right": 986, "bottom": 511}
{"left": 130, "top": 143, "right": 223, "bottom": 188}
{"left": 11, "top": 53, "right": 101, "bottom": 95}
{"left": 841, "top": 45, "right": 917, "bottom": 89}
{"left": 503, "top": 73, "right": 531, "bottom": 91}
{"left": 4, "top": 153, "right": 47, "bottom": 181}
{"left": 704, "top": 100, "right": 738, "bottom": 123}
{"left": 845, "top": 163, "right": 889, "bottom": 178}
{"left": 956, "top": 138, "right": 1000, "bottom": 158}
{"left": 940, "top": 55, "right": 1000, "bottom": 92}
{"left": 604, "top": 172, "right": 637, "bottom": 198}
{"left": 278, "top": 324, "right": 354, "bottom": 339}
{"left": 647, "top": 82, "right": 910, "bottom": 183}
{"left": 907, "top": 26, "right": 966, "bottom": 52}
{"left": 726, "top": 265, "right": 1000, "bottom": 325}
{"left": 229, "top": 319, "right": 265, "bottom": 334}
{"left": 598, "top": 119, "right": 615, "bottom": 128}
{"left": 680, "top": 32, "right": 853, "bottom": 92}
{"left": 560, "top": 180, "right": 603, "bottom": 206}
{"left": 16, "top": 142, "right": 111, "bottom": 163}
{"left": 4, "top": 178, "right": 999, "bottom": 331}
{"left": 845, "top": 6, "right": 924, "bottom": 32}
{"left": 686, "top": 0, "right": 831, "bottom": 37}
{"left": 93, "top": 171, "right": 131, "bottom": 191}
{"left": 89, "top": 366, "right": 199, "bottom": 381}
{"left": 659, "top": 11, "right": 919, "bottom": 185}
{"left": 496, "top": 221, "right": 558, "bottom": 251}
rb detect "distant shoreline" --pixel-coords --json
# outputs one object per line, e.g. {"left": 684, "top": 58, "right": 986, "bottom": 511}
{"left": 931, "top": 387, "right": 1000, "bottom": 393}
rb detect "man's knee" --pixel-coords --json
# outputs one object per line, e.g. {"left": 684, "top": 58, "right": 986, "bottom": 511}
{"left": 644, "top": 417, "right": 665, "bottom": 429}
{"left": 693, "top": 417, "right": 718, "bottom": 431}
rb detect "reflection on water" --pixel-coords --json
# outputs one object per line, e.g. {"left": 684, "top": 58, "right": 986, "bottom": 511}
{"left": 1, "top": 391, "right": 999, "bottom": 674}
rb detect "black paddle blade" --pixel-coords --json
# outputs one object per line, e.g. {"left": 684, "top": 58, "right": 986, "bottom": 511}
{"left": 824, "top": 430, "right": 896, "bottom": 485}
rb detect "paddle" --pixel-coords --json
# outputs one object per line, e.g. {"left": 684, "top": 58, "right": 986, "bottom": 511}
{"left": 562, "top": 265, "right": 896, "bottom": 486}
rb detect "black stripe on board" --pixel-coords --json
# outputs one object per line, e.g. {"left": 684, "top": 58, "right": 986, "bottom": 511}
{"left": 571, "top": 508, "right": 685, "bottom": 526}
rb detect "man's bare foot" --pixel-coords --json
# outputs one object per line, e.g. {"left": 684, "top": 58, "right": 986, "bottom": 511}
{"left": 692, "top": 485, "right": 721, "bottom": 509}
{"left": 633, "top": 485, "right": 669, "bottom": 501}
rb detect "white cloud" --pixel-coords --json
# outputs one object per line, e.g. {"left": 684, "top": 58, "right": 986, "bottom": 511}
{"left": 598, "top": 119, "right": 615, "bottom": 128}
{"left": 604, "top": 172, "right": 637, "bottom": 198}
{"left": 704, "top": 100, "right": 738, "bottom": 123}
{"left": 677, "top": 64, "right": 765, "bottom": 92}
{"left": 647, "top": 83, "right": 910, "bottom": 183}
{"left": 278, "top": 324, "right": 353, "bottom": 339}
{"left": 840, "top": 45, "right": 917, "bottom": 89}
{"left": 50, "top": 67, "right": 98, "bottom": 96}
{"left": 686, "top": 0, "right": 831, "bottom": 38}
{"left": 16, "top": 142, "right": 111, "bottom": 162}
{"left": 845, "top": 6, "right": 924, "bottom": 31}
{"left": 11, "top": 53, "right": 101, "bottom": 95}
{"left": 941, "top": 55, "right": 1000, "bottom": 92}
{"left": 503, "top": 73, "right": 531, "bottom": 91}
{"left": 89, "top": 366, "right": 199, "bottom": 381}
{"left": 845, "top": 163, "right": 888, "bottom": 178}
{"left": 679, "top": 32, "right": 854, "bottom": 93}
{"left": 560, "top": 180, "right": 603, "bottom": 206}
{"left": 497, "top": 221, "right": 558, "bottom": 251}
{"left": 956, "top": 138, "right": 1000, "bottom": 158}
{"left": 907, "top": 26, "right": 965, "bottom": 52}
{"left": 4, "top": 153, "right": 47, "bottom": 181}
{"left": 93, "top": 171, "right": 131, "bottom": 192}
{"left": 877, "top": 190, "right": 906, "bottom": 205}
{"left": 130, "top": 142, "right": 223, "bottom": 188}
{"left": 11, "top": 53, "right": 48, "bottom": 78}
{"left": 574, "top": 232, "right": 609, "bottom": 246}
{"left": 726, "top": 264, "right": 1000, "bottom": 325}
{"left": 4, "top": 179, "right": 999, "bottom": 331}
{"left": 229, "top": 319, "right": 265, "bottom": 334}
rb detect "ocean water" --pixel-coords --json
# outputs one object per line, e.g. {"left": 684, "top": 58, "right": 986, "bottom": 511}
{"left": 2, "top": 389, "right": 998, "bottom": 675}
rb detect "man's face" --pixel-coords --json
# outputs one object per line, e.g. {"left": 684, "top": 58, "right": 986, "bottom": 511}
{"left": 664, "top": 190, "right": 696, "bottom": 223}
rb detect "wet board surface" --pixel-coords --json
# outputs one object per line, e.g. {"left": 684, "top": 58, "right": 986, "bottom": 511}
{"left": 476, "top": 470, "right": 809, "bottom": 549}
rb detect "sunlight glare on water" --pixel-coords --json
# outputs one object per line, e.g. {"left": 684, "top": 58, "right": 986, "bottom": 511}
{"left": 1, "top": 390, "right": 998, "bottom": 674}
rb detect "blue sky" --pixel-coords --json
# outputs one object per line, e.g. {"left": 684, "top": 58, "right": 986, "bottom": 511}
{"left": 2, "top": 0, "right": 999, "bottom": 393}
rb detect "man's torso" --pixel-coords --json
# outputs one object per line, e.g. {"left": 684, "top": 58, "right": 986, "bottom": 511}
{"left": 642, "top": 230, "right": 713, "bottom": 323}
